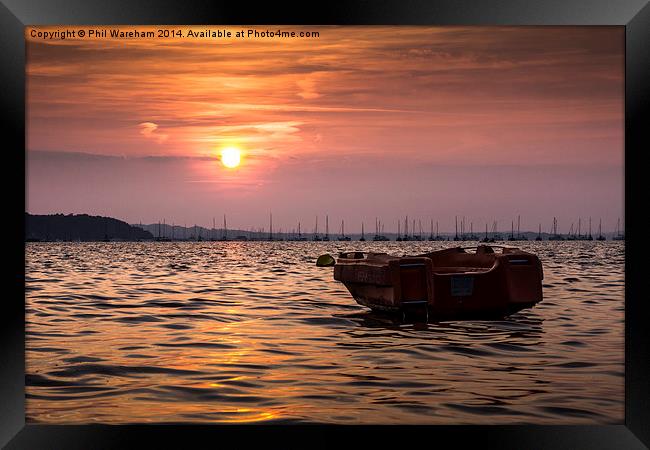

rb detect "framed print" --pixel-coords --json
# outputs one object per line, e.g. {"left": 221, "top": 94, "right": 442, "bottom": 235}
{"left": 2, "top": 0, "right": 649, "bottom": 448}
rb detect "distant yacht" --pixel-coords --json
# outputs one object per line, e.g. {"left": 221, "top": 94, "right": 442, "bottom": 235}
{"left": 517, "top": 216, "right": 528, "bottom": 241}
{"left": 313, "top": 216, "right": 322, "bottom": 241}
{"left": 219, "top": 215, "right": 228, "bottom": 241}
{"left": 401, "top": 216, "right": 412, "bottom": 241}
{"left": 322, "top": 215, "right": 330, "bottom": 241}
{"left": 338, "top": 220, "right": 351, "bottom": 241}
{"left": 432, "top": 220, "right": 445, "bottom": 241}
{"left": 508, "top": 220, "right": 516, "bottom": 241}
{"left": 490, "top": 221, "right": 502, "bottom": 241}
{"left": 155, "top": 220, "right": 171, "bottom": 242}
{"left": 372, "top": 218, "right": 389, "bottom": 241}
{"left": 613, "top": 218, "right": 625, "bottom": 241}
{"left": 296, "top": 221, "right": 307, "bottom": 241}
{"left": 482, "top": 223, "right": 495, "bottom": 243}
{"left": 548, "top": 217, "right": 565, "bottom": 241}
{"left": 453, "top": 216, "right": 461, "bottom": 241}
{"left": 597, "top": 219, "right": 606, "bottom": 241}
{"left": 566, "top": 223, "right": 577, "bottom": 241}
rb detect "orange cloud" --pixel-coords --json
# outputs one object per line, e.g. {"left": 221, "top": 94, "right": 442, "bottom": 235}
{"left": 138, "top": 122, "right": 168, "bottom": 144}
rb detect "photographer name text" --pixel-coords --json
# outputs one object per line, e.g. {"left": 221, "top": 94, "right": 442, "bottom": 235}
{"left": 28, "top": 27, "right": 320, "bottom": 41}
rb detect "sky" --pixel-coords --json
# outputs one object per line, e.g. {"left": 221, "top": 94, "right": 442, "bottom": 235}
{"left": 26, "top": 26, "right": 624, "bottom": 233}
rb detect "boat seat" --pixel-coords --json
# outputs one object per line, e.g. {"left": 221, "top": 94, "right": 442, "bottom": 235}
{"left": 431, "top": 266, "right": 491, "bottom": 274}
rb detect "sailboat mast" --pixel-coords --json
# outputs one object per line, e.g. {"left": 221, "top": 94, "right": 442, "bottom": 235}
{"left": 325, "top": 215, "right": 329, "bottom": 239}
{"left": 578, "top": 217, "right": 582, "bottom": 237}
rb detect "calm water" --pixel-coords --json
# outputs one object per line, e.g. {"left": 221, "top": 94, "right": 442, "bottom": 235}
{"left": 25, "top": 241, "right": 624, "bottom": 424}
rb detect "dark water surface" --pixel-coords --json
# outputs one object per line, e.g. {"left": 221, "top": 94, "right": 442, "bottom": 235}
{"left": 25, "top": 241, "right": 624, "bottom": 424}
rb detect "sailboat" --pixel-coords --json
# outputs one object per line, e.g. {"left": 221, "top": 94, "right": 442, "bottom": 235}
{"left": 453, "top": 216, "right": 461, "bottom": 241}
{"left": 613, "top": 218, "right": 625, "bottom": 240}
{"left": 468, "top": 222, "right": 479, "bottom": 241}
{"left": 577, "top": 218, "right": 584, "bottom": 240}
{"left": 156, "top": 219, "right": 171, "bottom": 242}
{"left": 548, "top": 217, "right": 564, "bottom": 240}
{"left": 401, "top": 216, "right": 411, "bottom": 241}
{"left": 338, "top": 220, "right": 351, "bottom": 241}
{"left": 586, "top": 217, "right": 594, "bottom": 241}
{"left": 360, "top": 222, "right": 366, "bottom": 241}
{"left": 517, "top": 215, "right": 528, "bottom": 240}
{"left": 482, "top": 223, "right": 495, "bottom": 243}
{"left": 322, "top": 215, "right": 330, "bottom": 241}
{"left": 491, "top": 221, "right": 502, "bottom": 241}
{"left": 596, "top": 219, "right": 606, "bottom": 241}
{"left": 372, "top": 218, "right": 389, "bottom": 241}
{"left": 414, "top": 219, "right": 423, "bottom": 241}
{"left": 508, "top": 220, "right": 516, "bottom": 241}
{"left": 429, "top": 220, "right": 444, "bottom": 241}
{"left": 566, "top": 223, "right": 576, "bottom": 241}
{"left": 535, "top": 223, "right": 542, "bottom": 241}
{"left": 219, "top": 215, "right": 228, "bottom": 241}
{"left": 313, "top": 216, "right": 322, "bottom": 241}
{"left": 296, "top": 221, "right": 307, "bottom": 241}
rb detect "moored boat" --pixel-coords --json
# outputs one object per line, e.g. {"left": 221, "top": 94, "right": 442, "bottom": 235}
{"left": 333, "top": 245, "right": 543, "bottom": 319}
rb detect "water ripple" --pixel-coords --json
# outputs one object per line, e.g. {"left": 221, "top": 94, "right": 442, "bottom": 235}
{"left": 26, "top": 241, "right": 624, "bottom": 424}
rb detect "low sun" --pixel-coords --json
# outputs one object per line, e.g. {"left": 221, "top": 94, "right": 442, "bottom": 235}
{"left": 220, "top": 147, "right": 241, "bottom": 169}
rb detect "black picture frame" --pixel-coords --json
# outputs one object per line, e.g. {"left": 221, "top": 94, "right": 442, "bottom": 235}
{"left": 2, "top": 1, "right": 648, "bottom": 448}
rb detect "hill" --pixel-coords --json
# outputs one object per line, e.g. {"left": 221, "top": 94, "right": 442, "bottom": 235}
{"left": 25, "top": 213, "right": 153, "bottom": 241}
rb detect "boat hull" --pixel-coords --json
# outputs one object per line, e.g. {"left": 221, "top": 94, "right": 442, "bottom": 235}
{"left": 334, "top": 246, "right": 543, "bottom": 319}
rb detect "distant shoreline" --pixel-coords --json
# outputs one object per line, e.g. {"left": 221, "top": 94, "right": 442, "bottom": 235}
{"left": 25, "top": 213, "right": 625, "bottom": 243}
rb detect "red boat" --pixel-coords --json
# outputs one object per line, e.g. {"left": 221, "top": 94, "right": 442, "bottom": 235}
{"left": 333, "top": 245, "right": 543, "bottom": 319}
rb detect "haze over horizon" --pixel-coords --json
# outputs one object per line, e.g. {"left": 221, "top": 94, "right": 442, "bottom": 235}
{"left": 26, "top": 26, "right": 624, "bottom": 233}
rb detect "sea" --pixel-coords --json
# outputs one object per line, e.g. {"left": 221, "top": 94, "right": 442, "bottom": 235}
{"left": 25, "top": 241, "right": 624, "bottom": 424}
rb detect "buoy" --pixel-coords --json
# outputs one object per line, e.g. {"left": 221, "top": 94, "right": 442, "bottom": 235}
{"left": 316, "top": 254, "right": 335, "bottom": 267}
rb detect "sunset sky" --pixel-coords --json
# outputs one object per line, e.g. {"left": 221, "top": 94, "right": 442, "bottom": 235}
{"left": 26, "top": 26, "right": 624, "bottom": 233}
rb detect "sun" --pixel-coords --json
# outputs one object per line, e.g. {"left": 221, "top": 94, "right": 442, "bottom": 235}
{"left": 220, "top": 147, "right": 241, "bottom": 169}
